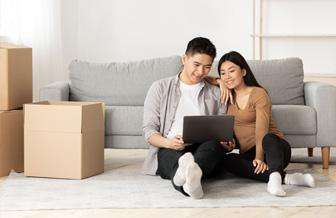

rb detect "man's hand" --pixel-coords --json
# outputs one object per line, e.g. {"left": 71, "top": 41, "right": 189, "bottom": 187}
{"left": 220, "top": 139, "right": 236, "bottom": 152}
{"left": 252, "top": 159, "right": 269, "bottom": 174}
{"left": 165, "top": 135, "right": 185, "bottom": 150}
{"left": 217, "top": 78, "right": 233, "bottom": 105}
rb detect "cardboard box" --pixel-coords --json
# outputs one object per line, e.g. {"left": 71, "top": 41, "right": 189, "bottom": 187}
{"left": 0, "top": 110, "right": 24, "bottom": 177}
{"left": 24, "top": 101, "right": 104, "bottom": 179}
{"left": 0, "top": 42, "right": 32, "bottom": 110}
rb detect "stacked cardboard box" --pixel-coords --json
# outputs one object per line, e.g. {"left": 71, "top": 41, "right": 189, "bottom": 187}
{"left": 0, "top": 42, "right": 104, "bottom": 180}
{"left": 0, "top": 42, "right": 32, "bottom": 177}
{"left": 24, "top": 101, "right": 105, "bottom": 179}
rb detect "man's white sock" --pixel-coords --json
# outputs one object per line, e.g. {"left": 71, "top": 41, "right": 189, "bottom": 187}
{"left": 183, "top": 162, "right": 203, "bottom": 199}
{"left": 267, "top": 172, "right": 286, "bottom": 197}
{"left": 284, "top": 173, "right": 315, "bottom": 188}
{"left": 173, "top": 152, "right": 194, "bottom": 186}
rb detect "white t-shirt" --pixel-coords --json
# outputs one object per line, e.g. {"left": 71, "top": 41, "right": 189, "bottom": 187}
{"left": 167, "top": 80, "right": 205, "bottom": 139}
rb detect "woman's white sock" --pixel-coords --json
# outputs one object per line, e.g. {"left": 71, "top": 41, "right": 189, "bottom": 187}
{"left": 267, "top": 172, "right": 286, "bottom": 197}
{"left": 284, "top": 173, "right": 315, "bottom": 187}
{"left": 173, "top": 152, "right": 194, "bottom": 186}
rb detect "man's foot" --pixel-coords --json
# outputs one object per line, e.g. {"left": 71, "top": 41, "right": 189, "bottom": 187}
{"left": 183, "top": 162, "right": 203, "bottom": 199}
{"left": 173, "top": 152, "right": 195, "bottom": 186}
{"left": 267, "top": 172, "right": 286, "bottom": 197}
{"left": 284, "top": 173, "right": 315, "bottom": 188}
{"left": 173, "top": 152, "right": 194, "bottom": 186}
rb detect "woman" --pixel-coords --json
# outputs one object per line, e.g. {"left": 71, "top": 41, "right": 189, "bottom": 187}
{"left": 211, "top": 51, "right": 315, "bottom": 196}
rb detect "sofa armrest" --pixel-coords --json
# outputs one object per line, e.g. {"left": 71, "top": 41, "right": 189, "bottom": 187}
{"left": 304, "top": 81, "right": 336, "bottom": 146}
{"left": 39, "top": 81, "right": 70, "bottom": 101}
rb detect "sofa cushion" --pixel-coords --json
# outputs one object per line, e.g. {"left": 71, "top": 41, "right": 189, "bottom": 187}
{"left": 105, "top": 106, "right": 143, "bottom": 135}
{"left": 272, "top": 105, "right": 316, "bottom": 135}
{"left": 210, "top": 58, "right": 304, "bottom": 105}
{"left": 105, "top": 135, "right": 148, "bottom": 149}
{"left": 69, "top": 56, "right": 182, "bottom": 106}
{"left": 283, "top": 135, "right": 316, "bottom": 148}
{"left": 249, "top": 58, "right": 304, "bottom": 105}
{"left": 104, "top": 105, "right": 316, "bottom": 137}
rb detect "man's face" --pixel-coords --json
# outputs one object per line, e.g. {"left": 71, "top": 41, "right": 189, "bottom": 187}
{"left": 181, "top": 53, "right": 213, "bottom": 84}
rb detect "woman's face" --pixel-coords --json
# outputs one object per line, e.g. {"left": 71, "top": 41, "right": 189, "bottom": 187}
{"left": 219, "top": 61, "right": 246, "bottom": 90}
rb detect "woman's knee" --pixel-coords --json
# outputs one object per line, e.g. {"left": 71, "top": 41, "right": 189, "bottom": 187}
{"left": 262, "top": 133, "right": 291, "bottom": 152}
{"left": 198, "top": 140, "right": 223, "bottom": 152}
{"left": 262, "top": 133, "right": 281, "bottom": 148}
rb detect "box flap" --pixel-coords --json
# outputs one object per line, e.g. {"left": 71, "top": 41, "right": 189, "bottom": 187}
{"left": 81, "top": 103, "right": 104, "bottom": 132}
{"left": 24, "top": 101, "right": 83, "bottom": 133}
{"left": 24, "top": 101, "right": 104, "bottom": 133}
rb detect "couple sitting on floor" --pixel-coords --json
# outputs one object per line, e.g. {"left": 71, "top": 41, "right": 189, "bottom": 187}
{"left": 142, "top": 37, "right": 315, "bottom": 199}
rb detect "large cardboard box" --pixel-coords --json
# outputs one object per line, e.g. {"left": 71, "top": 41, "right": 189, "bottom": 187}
{"left": 0, "top": 110, "right": 24, "bottom": 177}
{"left": 0, "top": 42, "right": 32, "bottom": 110}
{"left": 24, "top": 101, "right": 104, "bottom": 179}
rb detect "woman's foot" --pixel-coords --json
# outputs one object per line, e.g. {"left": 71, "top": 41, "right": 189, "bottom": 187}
{"left": 267, "top": 172, "right": 286, "bottom": 197}
{"left": 284, "top": 173, "right": 315, "bottom": 187}
{"left": 183, "top": 162, "right": 203, "bottom": 199}
{"left": 173, "top": 152, "right": 194, "bottom": 186}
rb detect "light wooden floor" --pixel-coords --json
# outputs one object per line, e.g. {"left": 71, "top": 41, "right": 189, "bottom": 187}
{"left": 1, "top": 148, "right": 336, "bottom": 218}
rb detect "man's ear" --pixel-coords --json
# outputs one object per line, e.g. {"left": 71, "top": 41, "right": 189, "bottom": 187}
{"left": 182, "top": 54, "right": 188, "bottom": 65}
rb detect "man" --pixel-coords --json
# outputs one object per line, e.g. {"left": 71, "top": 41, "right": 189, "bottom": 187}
{"left": 142, "top": 37, "right": 228, "bottom": 199}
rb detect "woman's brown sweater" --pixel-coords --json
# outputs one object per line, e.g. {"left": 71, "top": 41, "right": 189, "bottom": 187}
{"left": 227, "top": 87, "right": 284, "bottom": 159}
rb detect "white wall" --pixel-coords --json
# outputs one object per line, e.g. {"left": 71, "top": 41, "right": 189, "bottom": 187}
{"left": 61, "top": 0, "right": 79, "bottom": 73}
{"left": 61, "top": 0, "right": 336, "bottom": 75}
{"left": 262, "top": 0, "right": 336, "bottom": 74}
{"left": 61, "top": 0, "right": 252, "bottom": 63}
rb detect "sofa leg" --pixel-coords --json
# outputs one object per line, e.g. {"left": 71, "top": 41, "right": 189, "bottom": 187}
{"left": 321, "top": 147, "right": 330, "bottom": 169}
{"left": 308, "top": 148, "right": 313, "bottom": 157}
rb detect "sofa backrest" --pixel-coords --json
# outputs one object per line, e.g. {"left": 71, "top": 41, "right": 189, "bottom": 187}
{"left": 69, "top": 56, "right": 304, "bottom": 106}
{"left": 210, "top": 57, "right": 304, "bottom": 105}
{"left": 248, "top": 58, "right": 304, "bottom": 105}
{"left": 69, "top": 56, "right": 182, "bottom": 106}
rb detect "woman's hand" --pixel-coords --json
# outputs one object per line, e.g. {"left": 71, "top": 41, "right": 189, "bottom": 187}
{"left": 220, "top": 139, "right": 236, "bottom": 152}
{"left": 165, "top": 135, "right": 185, "bottom": 150}
{"left": 252, "top": 159, "right": 269, "bottom": 174}
{"left": 217, "top": 78, "right": 233, "bottom": 105}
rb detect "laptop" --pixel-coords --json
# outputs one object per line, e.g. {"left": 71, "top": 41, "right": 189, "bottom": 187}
{"left": 183, "top": 115, "right": 234, "bottom": 144}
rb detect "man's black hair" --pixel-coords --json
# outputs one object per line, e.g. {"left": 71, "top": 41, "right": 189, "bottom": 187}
{"left": 185, "top": 37, "right": 216, "bottom": 59}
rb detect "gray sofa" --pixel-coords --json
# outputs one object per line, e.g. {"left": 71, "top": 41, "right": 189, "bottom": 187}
{"left": 40, "top": 56, "right": 336, "bottom": 169}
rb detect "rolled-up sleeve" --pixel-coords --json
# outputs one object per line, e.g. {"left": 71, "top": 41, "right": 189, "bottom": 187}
{"left": 143, "top": 81, "right": 162, "bottom": 142}
{"left": 218, "top": 102, "right": 227, "bottom": 115}
{"left": 214, "top": 87, "right": 227, "bottom": 115}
